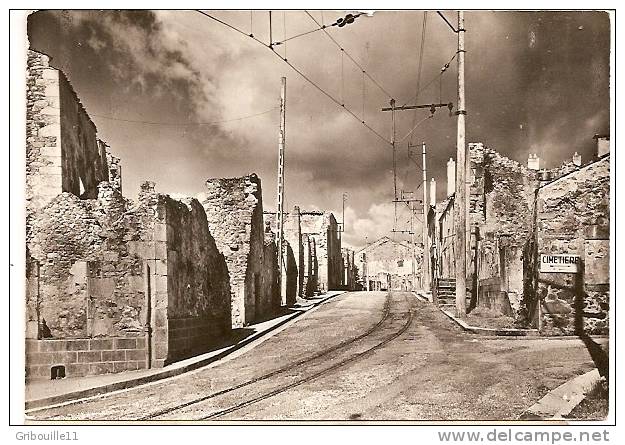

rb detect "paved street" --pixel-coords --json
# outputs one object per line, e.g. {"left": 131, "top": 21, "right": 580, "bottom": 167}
{"left": 28, "top": 291, "right": 603, "bottom": 421}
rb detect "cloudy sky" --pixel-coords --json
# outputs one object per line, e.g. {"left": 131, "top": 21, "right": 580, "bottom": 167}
{"left": 26, "top": 10, "right": 610, "bottom": 249}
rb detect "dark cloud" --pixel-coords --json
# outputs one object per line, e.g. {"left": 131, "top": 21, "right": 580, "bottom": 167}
{"left": 26, "top": 10, "right": 611, "bottom": 248}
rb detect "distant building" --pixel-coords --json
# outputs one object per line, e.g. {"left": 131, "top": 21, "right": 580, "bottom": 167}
{"left": 355, "top": 237, "right": 419, "bottom": 291}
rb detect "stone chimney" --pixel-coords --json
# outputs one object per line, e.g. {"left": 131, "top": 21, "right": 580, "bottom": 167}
{"left": 446, "top": 158, "right": 456, "bottom": 197}
{"left": 572, "top": 152, "right": 582, "bottom": 167}
{"left": 593, "top": 134, "right": 610, "bottom": 158}
{"left": 527, "top": 153, "right": 540, "bottom": 170}
{"left": 430, "top": 178, "right": 437, "bottom": 207}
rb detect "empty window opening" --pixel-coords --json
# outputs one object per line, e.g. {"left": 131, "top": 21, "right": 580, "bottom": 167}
{"left": 51, "top": 365, "right": 65, "bottom": 380}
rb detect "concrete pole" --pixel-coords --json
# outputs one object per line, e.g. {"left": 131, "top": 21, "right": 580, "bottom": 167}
{"left": 454, "top": 11, "right": 467, "bottom": 317}
{"left": 276, "top": 76, "right": 287, "bottom": 306}
{"left": 421, "top": 141, "right": 429, "bottom": 292}
{"left": 390, "top": 99, "right": 397, "bottom": 227}
{"left": 410, "top": 200, "right": 416, "bottom": 291}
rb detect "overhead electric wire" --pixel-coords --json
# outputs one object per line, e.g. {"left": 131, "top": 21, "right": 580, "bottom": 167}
{"left": 304, "top": 10, "right": 395, "bottom": 101}
{"left": 409, "top": 11, "right": 428, "bottom": 145}
{"left": 436, "top": 11, "right": 458, "bottom": 33}
{"left": 400, "top": 51, "right": 458, "bottom": 108}
{"left": 196, "top": 10, "right": 392, "bottom": 146}
{"left": 60, "top": 106, "right": 279, "bottom": 126}
{"left": 398, "top": 113, "right": 434, "bottom": 143}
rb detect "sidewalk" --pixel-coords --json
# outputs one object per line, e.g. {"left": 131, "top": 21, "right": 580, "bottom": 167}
{"left": 25, "top": 291, "right": 345, "bottom": 411}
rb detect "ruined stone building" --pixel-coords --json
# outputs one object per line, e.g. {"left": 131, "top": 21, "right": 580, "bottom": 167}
{"left": 355, "top": 236, "right": 419, "bottom": 291}
{"left": 524, "top": 141, "right": 610, "bottom": 335}
{"left": 198, "top": 174, "right": 280, "bottom": 328}
{"left": 302, "top": 233, "right": 319, "bottom": 297}
{"left": 264, "top": 207, "right": 343, "bottom": 298}
{"left": 25, "top": 50, "right": 232, "bottom": 379}
{"left": 429, "top": 139, "right": 610, "bottom": 335}
{"left": 341, "top": 248, "right": 358, "bottom": 291}
{"left": 264, "top": 208, "right": 302, "bottom": 304}
{"left": 300, "top": 211, "right": 342, "bottom": 293}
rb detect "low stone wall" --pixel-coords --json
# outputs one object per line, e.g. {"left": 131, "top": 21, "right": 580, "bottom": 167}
{"left": 25, "top": 336, "right": 148, "bottom": 380}
{"left": 477, "top": 277, "right": 513, "bottom": 316}
{"left": 167, "top": 317, "right": 228, "bottom": 362}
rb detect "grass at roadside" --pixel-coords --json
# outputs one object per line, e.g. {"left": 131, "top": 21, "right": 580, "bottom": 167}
{"left": 565, "top": 379, "right": 609, "bottom": 420}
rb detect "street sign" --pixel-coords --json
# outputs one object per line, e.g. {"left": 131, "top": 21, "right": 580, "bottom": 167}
{"left": 540, "top": 254, "right": 581, "bottom": 273}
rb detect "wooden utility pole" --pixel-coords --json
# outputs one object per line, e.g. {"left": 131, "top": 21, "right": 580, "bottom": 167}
{"left": 421, "top": 141, "right": 429, "bottom": 292}
{"left": 454, "top": 11, "right": 467, "bottom": 317}
{"left": 276, "top": 76, "right": 287, "bottom": 306}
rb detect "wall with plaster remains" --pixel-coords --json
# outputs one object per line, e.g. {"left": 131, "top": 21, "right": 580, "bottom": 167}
{"left": 470, "top": 143, "right": 538, "bottom": 316}
{"left": 532, "top": 156, "right": 610, "bottom": 335}
{"left": 300, "top": 211, "right": 341, "bottom": 292}
{"left": 200, "top": 174, "right": 267, "bottom": 327}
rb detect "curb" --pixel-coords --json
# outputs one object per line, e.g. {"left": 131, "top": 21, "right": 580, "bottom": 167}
{"left": 25, "top": 291, "right": 345, "bottom": 411}
{"left": 519, "top": 369, "right": 601, "bottom": 420}
{"left": 440, "top": 308, "right": 540, "bottom": 337}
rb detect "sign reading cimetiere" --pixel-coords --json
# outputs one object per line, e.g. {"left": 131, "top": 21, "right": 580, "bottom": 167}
{"left": 540, "top": 254, "right": 581, "bottom": 273}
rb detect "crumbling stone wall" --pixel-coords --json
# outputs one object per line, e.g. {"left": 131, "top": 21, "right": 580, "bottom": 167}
{"left": 261, "top": 226, "right": 280, "bottom": 319}
{"left": 341, "top": 248, "right": 358, "bottom": 290}
{"left": 533, "top": 156, "right": 610, "bottom": 335}
{"left": 302, "top": 234, "right": 318, "bottom": 297}
{"left": 300, "top": 211, "right": 341, "bottom": 292}
{"left": 470, "top": 144, "right": 538, "bottom": 316}
{"left": 199, "top": 174, "right": 264, "bottom": 327}
{"left": 26, "top": 180, "right": 232, "bottom": 376}
{"left": 26, "top": 184, "right": 144, "bottom": 339}
{"left": 151, "top": 189, "right": 232, "bottom": 362}
{"left": 26, "top": 50, "right": 108, "bottom": 214}
{"left": 264, "top": 209, "right": 300, "bottom": 304}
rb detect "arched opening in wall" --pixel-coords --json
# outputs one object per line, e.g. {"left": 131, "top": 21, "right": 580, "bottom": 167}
{"left": 50, "top": 365, "right": 65, "bottom": 380}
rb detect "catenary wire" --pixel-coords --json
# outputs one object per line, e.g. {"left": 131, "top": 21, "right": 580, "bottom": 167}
{"left": 304, "top": 10, "right": 396, "bottom": 101}
{"left": 196, "top": 10, "right": 392, "bottom": 146}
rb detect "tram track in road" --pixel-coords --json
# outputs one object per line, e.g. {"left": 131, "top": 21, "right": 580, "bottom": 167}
{"left": 199, "top": 307, "right": 414, "bottom": 420}
{"left": 139, "top": 291, "right": 395, "bottom": 420}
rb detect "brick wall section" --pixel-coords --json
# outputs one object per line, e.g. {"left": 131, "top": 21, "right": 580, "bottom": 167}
{"left": 25, "top": 337, "right": 147, "bottom": 380}
{"left": 533, "top": 156, "right": 610, "bottom": 335}
{"left": 199, "top": 174, "right": 264, "bottom": 327}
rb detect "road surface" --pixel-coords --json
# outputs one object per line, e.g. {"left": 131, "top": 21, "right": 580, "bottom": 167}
{"left": 28, "top": 291, "right": 603, "bottom": 421}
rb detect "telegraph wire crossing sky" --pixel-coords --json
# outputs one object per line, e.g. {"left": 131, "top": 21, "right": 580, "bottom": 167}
{"left": 26, "top": 10, "right": 610, "bottom": 248}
